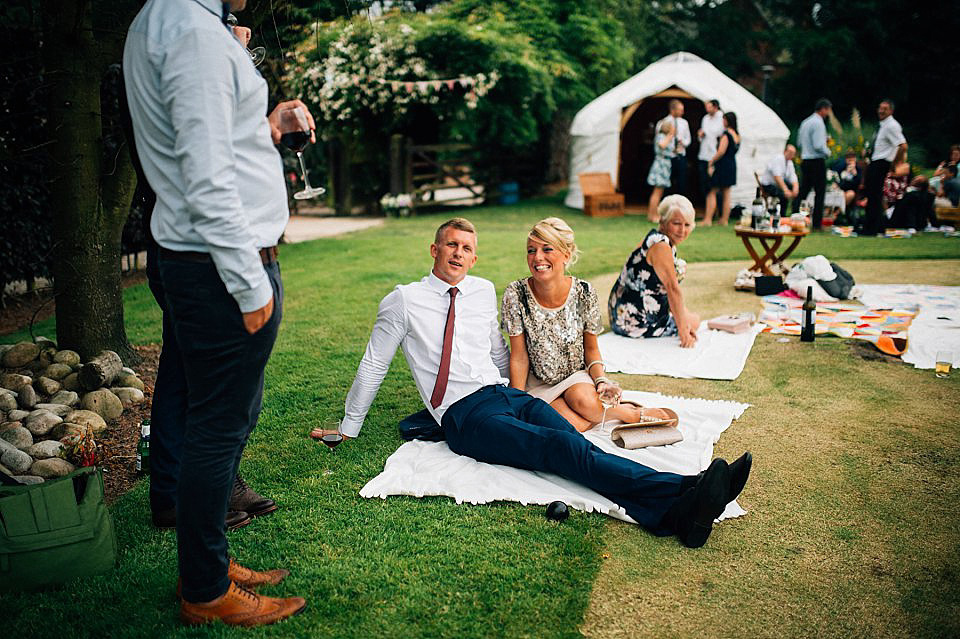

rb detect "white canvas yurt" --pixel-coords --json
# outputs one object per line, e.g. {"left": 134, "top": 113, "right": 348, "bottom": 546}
{"left": 565, "top": 52, "right": 789, "bottom": 211}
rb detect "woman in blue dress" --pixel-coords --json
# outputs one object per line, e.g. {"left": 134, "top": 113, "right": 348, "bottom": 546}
{"left": 608, "top": 195, "right": 700, "bottom": 347}
{"left": 646, "top": 118, "right": 676, "bottom": 222}
{"left": 704, "top": 111, "right": 740, "bottom": 226}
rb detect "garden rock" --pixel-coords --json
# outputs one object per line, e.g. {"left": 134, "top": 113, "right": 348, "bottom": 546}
{"left": 0, "top": 344, "right": 12, "bottom": 359}
{"left": 17, "top": 385, "right": 37, "bottom": 409}
{"left": 54, "top": 350, "right": 81, "bottom": 367}
{"left": 112, "top": 387, "right": 145, "bottom": 407}
{"left": 81, "top": 389, "right": 124, "bottom": 421}
{"left": 24, "top": 410, "right": 62, "bottom": 436}
{"left": 1, "top": 447, "right": 33, "bottom": 474}
{"left": 65, "top": 410, "right": 107, "bottom": 436}
{"left": 52, "top": 422, "right": 89, "bottom": 440}
{"left": 43, "top": 364, "right": 73, "bottom": 381}
{"left": 35, "top": 376, "right": 61, "bottom": 396}
{"left": 114, "top": 372, "right": 145, "bottom": 391}
{"left": 0, "top": 425, "right": 32, "bottom": 451}
{"left": 34, "top": 337, "right": 57, "bottom": 351}
{"left": 61, "top": 373, "right": 82, "bottom": 392}
{"left": 13, "top": 475, "right": 44, "bottom": 485}
{"left": 0, "top": 421, "right": 20, "bottom": 434}
{"left": 26, "top": 440, "right": 64, "bottom": 460}
{"left": 34, "top": 403, "right": 73, "bottom": 418}
{"left": 49, "top": 390, "right": 79, "bottom": 407}
{"left": 30, "top": 458, "right": 75, "bottom": 479}
{"left": 0, "top": 392, "right": 16, "bottom": 412}
{"left": 1, "top": 373, "right": 32, "bottom": 391}
{"left": 0, "top": 461, "right": 11, "bottom": 476}
{"left": 2, "top": 342, "right": 40, "bottom": 368}
{"left": 121, "top": 366, "right": 135, "bottom": 376}
{"left": 8, "top": 409, "right": 29, "bottom": 422}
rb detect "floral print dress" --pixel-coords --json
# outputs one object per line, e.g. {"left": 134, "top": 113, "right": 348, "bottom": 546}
{"left": 646, "top": 131, "right": 675, "bottom": 188}
{"left": 608, "top": 229, "right": 687, "bottom": 338}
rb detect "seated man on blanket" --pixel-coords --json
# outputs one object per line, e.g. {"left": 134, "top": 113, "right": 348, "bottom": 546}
{"left": 334, "top": 217, "right": 752, "bottom": 548}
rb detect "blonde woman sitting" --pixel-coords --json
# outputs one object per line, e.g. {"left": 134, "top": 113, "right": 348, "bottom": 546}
{"left": 501, "top": 217, "right": 671, "bottom": 432}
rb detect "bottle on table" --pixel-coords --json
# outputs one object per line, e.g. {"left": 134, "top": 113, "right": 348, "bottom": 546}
{"left": 800, "top": 286, "right": 816, "bottom": 342}
{"left": 136, "top": 419, "right": 151, "bottom": 476}
{"left": 771, "top": 201, "right": 781, "bottom": 232}
{"left": 751, "top": 188, "right": 765, "bottom": 229}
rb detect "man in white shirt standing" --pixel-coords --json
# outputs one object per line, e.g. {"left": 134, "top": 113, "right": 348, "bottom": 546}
{"left": 697, "top": 99, "right": 724, "bottom": 212}
{"left": 124, "top": 0, "right": 307, "bottom": 626}
{"left": 667, "top": 99, "right": 692, "bottom": 196}
{"left": 342, "top": 218, "right": 752, "bottom": 550}
{"left": 864, "top": 99, "right": 908, "bottom": 235}
{"left": 759, "top": 144, "right": 800, "bottom": 214}
{"left": 795, "top": 98, "right": 833, "bottom": 229}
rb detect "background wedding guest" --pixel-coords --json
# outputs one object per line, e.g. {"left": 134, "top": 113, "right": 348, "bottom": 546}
{"left": 704, "top": 112, "right": 739, "bottom": 226}
{"left": 833, "top": 151, "right": 864, "bottom": 209}
{"left": 759, "top": 144, "right": 800, "bottom": 214}
{"left": 646, "top": 119, "right": 676, "bottom": 222}
{"left": 863, "top": 99, "right": 908, "bottom": 235}
{"left": 697, "top": 99, "right": 724, "bottom": 213}
{"left": 667, "top": 99, "right": 692, "bottom": 197}
{"left": 795, "top": 98, "right": 833, "bottom": 229}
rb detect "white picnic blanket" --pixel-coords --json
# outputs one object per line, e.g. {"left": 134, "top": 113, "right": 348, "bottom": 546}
{"left": 360, "top": 391, "right": 750, "bottom": 525}
{"left": 596, "top": 322, "right": 763, "bottom": 380}
{"left": 857, "top": 284, "right": 960, "bottom": 369}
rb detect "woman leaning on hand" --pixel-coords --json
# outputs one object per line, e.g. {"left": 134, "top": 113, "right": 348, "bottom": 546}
{"left": 608, "top": 195, "right": 700, "bottom": 347}
{"left": 501, "top": 217, "right": 669, "bottom": 432}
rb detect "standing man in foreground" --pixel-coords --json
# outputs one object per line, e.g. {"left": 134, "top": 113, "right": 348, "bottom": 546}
{"left": 795, "top": 98, "right": 833, "bottom": 229}
{"left": 864, "top": 99, "right": 908, "bottom": 236}
{"left": 341, "top": 218, "right": 752, "bottom": 549}
{"left": 667, "top": 99, "right": 692, "bottom": 197}
{"left": 697, "top": 99, "right": 724, "bottom": 213}
{"left": 124, "top": 0, "right": 307, "bottom": 626}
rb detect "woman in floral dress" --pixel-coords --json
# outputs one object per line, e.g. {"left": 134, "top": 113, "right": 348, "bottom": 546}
{"left": 501, "top": 217, "right": 671, "bottom": 432}
{"left": 646, "top": 118, "right": 676, "bottom": 222}
{"left": 608, "top": 195, "right": 700, "bottom": 347}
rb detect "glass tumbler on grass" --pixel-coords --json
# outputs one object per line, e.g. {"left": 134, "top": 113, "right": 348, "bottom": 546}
{"left": 936, "top": 350, "right": 952, "bottom": 378}
{"left": 277, "top": 106, "right": 325, "bottom": 200}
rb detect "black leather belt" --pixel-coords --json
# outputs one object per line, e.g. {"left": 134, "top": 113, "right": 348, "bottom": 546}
{"left": 159, "top": 246, "right": 278, "bottom": 265}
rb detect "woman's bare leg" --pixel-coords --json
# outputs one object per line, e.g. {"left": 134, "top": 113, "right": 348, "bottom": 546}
{"left": 549, "top": 395, "right": 592, "bottom": 432}
{"left": 719, "top": 187, "right": 732, "bottom": 225}
{"left": 647, "top": 186, "right": 664, "bottom": 222}
{"left": 702, "top": 188, "right": 718, "bottom": 225}
{"left": 561, "top": 383, "right": 672, "bottom": 427}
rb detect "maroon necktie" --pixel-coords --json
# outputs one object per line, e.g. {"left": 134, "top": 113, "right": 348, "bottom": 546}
{"left": 430, "top": 287, "right": 459, "bottom": 409}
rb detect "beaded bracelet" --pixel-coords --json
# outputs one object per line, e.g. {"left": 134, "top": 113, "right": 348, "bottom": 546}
{"left": 593, "top": 375, "right": 611, "bottom": 389}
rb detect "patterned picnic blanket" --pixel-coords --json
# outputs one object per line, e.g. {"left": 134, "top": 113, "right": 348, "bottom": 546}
{"left": 759, "top": 294, "right": 916, "bottom": 345}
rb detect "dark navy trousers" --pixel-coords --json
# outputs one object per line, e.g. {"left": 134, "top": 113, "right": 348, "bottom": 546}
{"left": 156, "top": 251, "right": 282, "bottom": 603}
{"left": 441, "top": 385, "right": 684, "bottom": 534}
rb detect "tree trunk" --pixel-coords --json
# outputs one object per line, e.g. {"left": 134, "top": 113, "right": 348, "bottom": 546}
{"left": 40, "top": 0, "right": 138, "bottom": 363}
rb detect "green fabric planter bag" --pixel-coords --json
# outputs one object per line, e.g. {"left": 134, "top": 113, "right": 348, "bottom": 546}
{"left": 0, "top": 466, "right": 116, "bottom": 591}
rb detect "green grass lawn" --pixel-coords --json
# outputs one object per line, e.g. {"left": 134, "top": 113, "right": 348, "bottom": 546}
{"left": 3, "top": 195, "right": 959, "bottom": 638}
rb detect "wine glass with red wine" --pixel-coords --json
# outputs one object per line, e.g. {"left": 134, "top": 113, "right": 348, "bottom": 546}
{"left": 276, "top": 106, "right": 325, "bottom": 200}
{"left": 319, "top": 421, "right": 344, "bottom": 452}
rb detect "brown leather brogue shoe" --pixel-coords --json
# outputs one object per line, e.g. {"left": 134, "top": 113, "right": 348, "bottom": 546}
{"left": 229, "top": 475, "right": 278, "bottom": 518}
{"left": 180, "top": 582, "right": 306, "bottom": 627}
{"left": 228, "top": 557, "right": 289, "bottom": 588}
{"left": 152, "top": 507, "right": 251, "bottom": 531}
{"left": 176, "top": 559, "right": 289, "bottom": 598}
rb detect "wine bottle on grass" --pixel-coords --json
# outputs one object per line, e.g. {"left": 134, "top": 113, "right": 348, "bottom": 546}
{"left": 800, "top": 286, "right": 816, "bottom": 342}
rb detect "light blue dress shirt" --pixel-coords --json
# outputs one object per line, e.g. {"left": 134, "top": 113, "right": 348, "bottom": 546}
{"left": 123, "top": 0, "right": 288, "bottom": 312}
{"left": 797, "top": 112, "right": 830, "bottom": 160}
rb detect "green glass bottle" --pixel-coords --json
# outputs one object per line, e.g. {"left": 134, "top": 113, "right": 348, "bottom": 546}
{"left": 136, "top": 419, "right": 151, "bottom": 476}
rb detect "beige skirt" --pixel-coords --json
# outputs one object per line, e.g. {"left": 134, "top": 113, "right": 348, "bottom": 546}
{"left": 525, "top": 370, "right": 594, "bottom": 404}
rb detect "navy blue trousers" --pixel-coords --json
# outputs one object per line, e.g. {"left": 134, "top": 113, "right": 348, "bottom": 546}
{"left": 442, "top": 386, "right": 684, "bottom": 534}
{"left": 795, "top": 158, "right": 827, "bottom": 228}
{"left": 157, "top": 252, "right": 282, "bottom": 602}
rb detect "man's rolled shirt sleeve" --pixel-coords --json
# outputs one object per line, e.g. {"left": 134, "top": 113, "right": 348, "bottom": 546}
{"left": 162, "top": 29, "right": 272, "bottom": 313}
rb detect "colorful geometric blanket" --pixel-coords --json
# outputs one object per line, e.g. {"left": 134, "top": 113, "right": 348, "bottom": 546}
{"left": 759, "top": 295, "right": 916, "bottom": 354}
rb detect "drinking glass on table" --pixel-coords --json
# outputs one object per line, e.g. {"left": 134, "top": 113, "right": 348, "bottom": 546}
{"left": 597, "top": 379, "right": 622, "bottom": 430}
{"left": 276, "top": 106, "right": 326, "bottom": 200}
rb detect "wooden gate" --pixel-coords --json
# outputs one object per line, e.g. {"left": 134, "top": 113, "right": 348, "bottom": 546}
{"left": 389, "top": 135, "right": 485, "bottom": 211}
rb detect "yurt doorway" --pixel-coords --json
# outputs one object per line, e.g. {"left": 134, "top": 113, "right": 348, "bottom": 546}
{"left": 618, "top": 90, "right": 707, "bottom": 209}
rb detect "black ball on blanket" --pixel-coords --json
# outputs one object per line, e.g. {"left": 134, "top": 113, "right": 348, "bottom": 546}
{"left": 546, "top": 501, "right": 569, "bottom": 522}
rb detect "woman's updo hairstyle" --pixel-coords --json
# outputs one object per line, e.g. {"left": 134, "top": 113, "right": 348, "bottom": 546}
{"left": 528, "top": 217, "right": 581, "bottom": 267}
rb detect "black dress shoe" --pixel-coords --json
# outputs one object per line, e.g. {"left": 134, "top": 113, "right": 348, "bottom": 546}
{"left": 152, "top": 507, "right": 252, "bottom": 531}
{"left": 229, "top": 475, "right": 278, "bottom": 518}
{"left": 669, "top": 458, "right": 730, "bottom": 549}
{"left": 728, "top": 452, "right": 752, "bottom": 502}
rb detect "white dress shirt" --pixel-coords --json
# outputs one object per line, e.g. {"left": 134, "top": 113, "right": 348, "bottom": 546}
{"left": 760, "top": 153, "right": 798, "bottom": 187}
{"left": 872, "top": 116, "right": 907, "bottom": 162}
{"left": 698, "top": 111, "right": 725, "bottom": 161}
{"left": 123, "top": 0, "right": 288, "bottom": 312}
{"left": 341, "top": 272, "right": 510, "bottom": 438}
{"left": 670, "top": 116, "right": 692, "bottom": 155}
